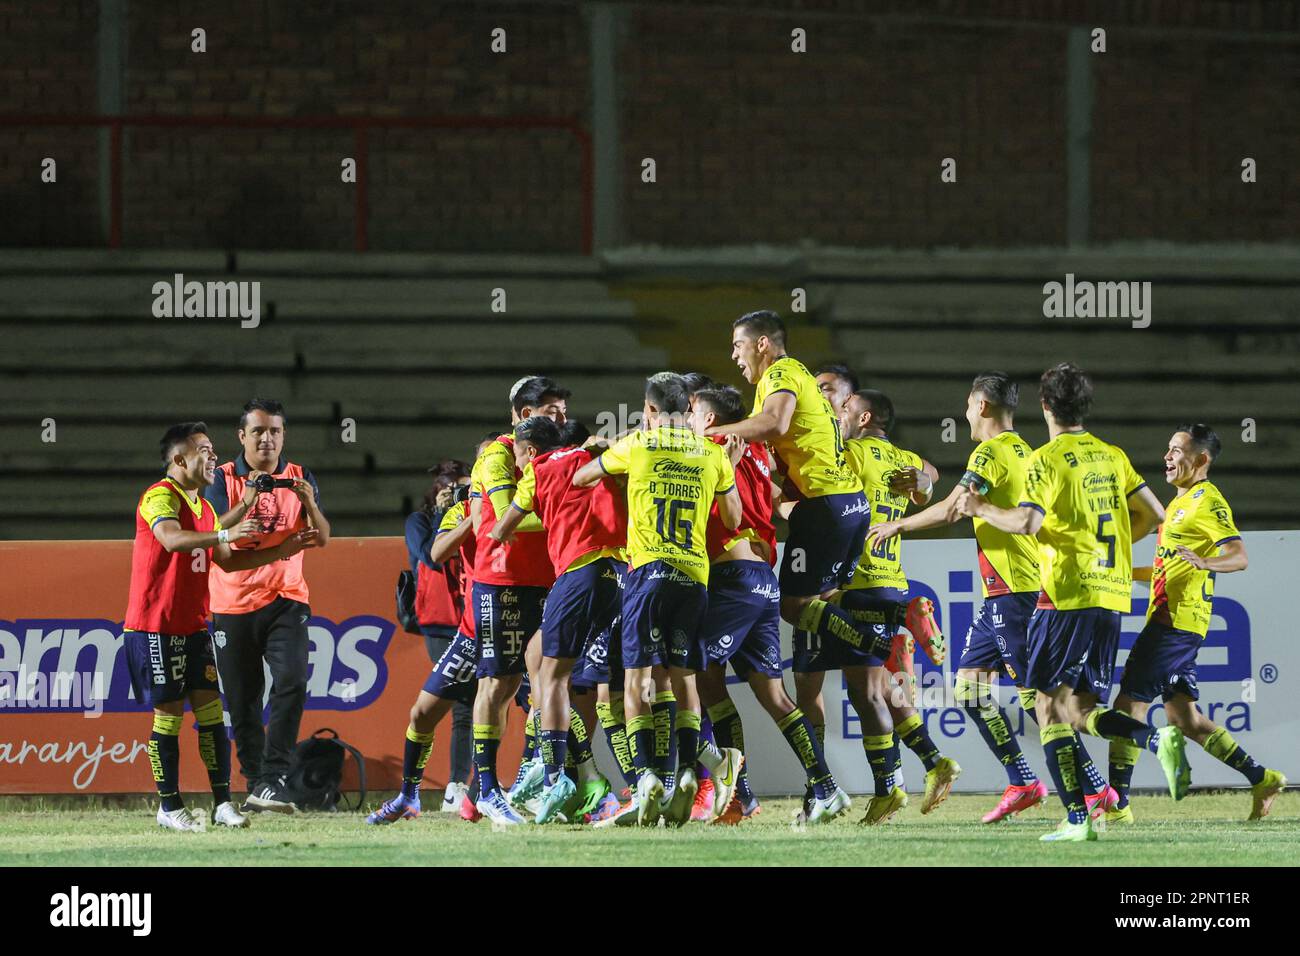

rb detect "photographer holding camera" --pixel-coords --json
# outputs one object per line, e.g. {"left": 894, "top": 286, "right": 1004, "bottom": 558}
{"left": 205, "top": 398, "right": 330, "bottom": 812}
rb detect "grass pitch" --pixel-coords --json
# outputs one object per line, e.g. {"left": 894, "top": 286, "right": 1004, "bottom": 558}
{"left": 1, "top": 791, "right": 1297, "bottom": 866}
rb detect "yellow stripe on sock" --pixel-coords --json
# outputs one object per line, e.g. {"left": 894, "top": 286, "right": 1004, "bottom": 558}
{"left": 862, "top": 733, "right": 894, "bottom": 750}
{"left": 653, "top": 691, "right": 676, "bottom": 705}
{"left": 406, "top": 726, "right": 435, "bottom": 745}
{"left": 627, "top": 714, "right": 656, "bottom": 735}
{"left": 595, "top": 701, "right": 615, "bottom": 728}
{"left": 472, "top": 723, "right": 501, "bottom": 741}
{"left": 1083, "top": 707, "right": 1110, "bottom": 738}
{"left": 707, "top": 699, "right": 739, "bottom": 723}
{"left": 152, "top": 714, "right": 182, "bottom": 736}
{"left": 1109, "top": 738, "right": 1141, "bottom": 767}
{"left": 1203, "top": 727, "right": 1240, "bottom": 763}
{"left": 1017, "top": 688, "right": 1037, "bottom": 713}
{"left": 192, "top": 698, "right": 223, "bottom": 726}
{"left": 776, "top": 708, "right": 805, "bottom": 732}
{"left": 894, "top": 713, "right": 922, "bottom": 737}
{"left": 677, "top": 710, "right": 702, "bottom": 732}
{"left": 608, "top": 694, "right": 626, "bottom": 724}
{"left": 1040, "top": 722, "right": 1074, "bottom": 746}
{"left": 796, "top": 600, "right": 825, "bottom": 633}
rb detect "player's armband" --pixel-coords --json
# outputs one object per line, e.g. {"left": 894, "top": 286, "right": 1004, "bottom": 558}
{"left": 957, "top": 470, "right": 990, "bottom": 496}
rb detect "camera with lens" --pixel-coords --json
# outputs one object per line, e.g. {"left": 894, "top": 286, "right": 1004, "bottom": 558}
{"left": 453, "top": 483, "right": 472, "bottom": 505}
{"left": 253, "top": 474, "right": 297, "bottom": 493}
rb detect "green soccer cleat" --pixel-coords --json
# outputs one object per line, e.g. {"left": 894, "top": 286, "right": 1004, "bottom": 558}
{"left": 574, "top": 774, "right": 612, "bottom": 819}
{"left": 859, "top": 786, "right": 908, "bottom": 826}
{"left": 1154, "top": 726, "right": 1191, "bottom": 800}
{"left": 1039, "top": 817, "right": 1099, "bottom": 842}
{"left": 1248, "top": 769, "right": 1286, "bottom": 821}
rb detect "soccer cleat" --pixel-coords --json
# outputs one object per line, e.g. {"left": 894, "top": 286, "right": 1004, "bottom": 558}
{"left": 585, "top": 791, "right": 622, "bottom": 824}
{"left": 592, "top": 795, "right": 641, "bottom": 828}
{"left": 1039, "top": 817, "right": 1098, "bottom": 842}
{"left": 982, "top": 780, "right": 1049, "bottom": 823}
{"left": 477, "top": 789, "right": 526, "bottom": 827}
{"left": 794, "top": 785, "right": 815, "bottom": 825}
{"left": 366, "top": 793, "right": 421, "bottom": 825}
{"left": 808, "top": 786, "right": 853, "bottom": 824}
{"left": 1154, "top": 726, "right": 1191, "bottom": 800}
{"left": 460, "top": 794, "right": 483, "bottom": 823}
{"left": 1084, "top": 784, "right": 1120, "bottom": 820}
{"left": 574, "top": 775, "right": 613, "bottom": 818}
{"left": 713, "top": 791, "right": 761, "bottom": 826}
{"left": 441, "top": 781, "right": 469, "bottom": 813}
{"left": 708, "top": 747, "right": 745, "bottom": 819}
{"left": 636, "top": 772, "right": 665, "bottom": 827}
{"left": 534, "top": 775, "right": 577, "bottom": 825}
{"left": 886, "top": 631, "right": 918, "bottom": 707}
{"left": 1248, "top": 769, "right": 1286, "bottom": 821}
{"left": 859, "top": 787, "right": 908, "bottom": 826}
{"left": 664, "top": 767, "right": 698, "bottom": 827}
{"left": 691, "top": 778, "right": 717, "bottom": 822}
{"left": 507, "top": 757, "right": 545, "bottom": 811}
{"left": 921, "top": 757, "right": 961, "bottom": 814}
{"left": 157, "top": 806, "right": 206, "bottom": 832}
{"left": 245, "top": 778, "right": 298, "bottom": 815}
{"left": 212, "top": 801, "right": 250, "bottom": 828}
{"left": 1104, "top": 804, "right": 1135, "bottom": 826}
{"left": 906, "top": 596, "right": 945, "bottom": 665}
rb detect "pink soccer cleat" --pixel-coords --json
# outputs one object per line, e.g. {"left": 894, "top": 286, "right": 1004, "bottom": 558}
{"left": 982, "top": 780, "right": 1049, "bottom": 823}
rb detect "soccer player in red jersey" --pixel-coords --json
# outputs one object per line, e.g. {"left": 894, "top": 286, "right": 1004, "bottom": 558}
{"left": 691, "top": 385, "right": 849, "bottom": 824}
{"left": 124, "top": 422, "right": 318, "bottom": 832}
{"left": 490, "top": 415, "right": 627, "bottom": 822}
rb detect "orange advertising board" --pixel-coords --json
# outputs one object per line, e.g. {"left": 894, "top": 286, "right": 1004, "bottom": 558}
{"left": 0, "top": 538, "right": 523, "bottom": 795}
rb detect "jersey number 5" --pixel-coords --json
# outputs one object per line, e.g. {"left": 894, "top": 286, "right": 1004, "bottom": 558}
{"left": 1096, "top": 512, "right": 1116, "bottom": 569}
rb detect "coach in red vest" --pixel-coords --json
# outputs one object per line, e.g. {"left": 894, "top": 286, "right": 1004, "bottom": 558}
{"left": 204, "top": 398, "right": 331, "bottom": 813}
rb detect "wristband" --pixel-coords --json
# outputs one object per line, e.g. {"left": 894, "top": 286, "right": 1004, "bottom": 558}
{"left": 217, "top": 529, "right": 230, "bottom": 544}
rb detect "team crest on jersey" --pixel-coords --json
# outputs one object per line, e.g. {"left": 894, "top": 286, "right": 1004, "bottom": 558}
{"left": 213, "top": 630, "right": 226, "bottom": 648}
{"left": 1192, "top": 487, "right": 1206, "bottom": 499}
{"left": 205, "top": 665, "right": 217, "bottom": 682}
{"left": 1173, "top": 508, "right": 1187, "bottom": 523}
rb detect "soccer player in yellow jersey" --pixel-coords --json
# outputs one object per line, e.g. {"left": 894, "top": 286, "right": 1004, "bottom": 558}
{"left": 820, "top": 388, "right": 963, "bottom": 824}
{"left": 575, "top": 373, "right": 742, "bottom": 826}
{"left": 1110, "top": 425, "right": 1285, "bottom": 822}
{"left": 956, "top": 363, "right": 1182, "bottom": 842}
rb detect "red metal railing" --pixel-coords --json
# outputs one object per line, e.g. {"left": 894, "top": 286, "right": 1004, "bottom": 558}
{"left": 0, "top": 114, "right": 594, "bottom": 254}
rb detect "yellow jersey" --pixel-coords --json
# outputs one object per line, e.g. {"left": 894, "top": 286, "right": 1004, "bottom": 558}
{"left": 962, "top": 431, "right": 1041, "bottom": 597}
{"left": 1020, "top": 431, "right": 1147, "bottom": 612}
{"left": 752, "top": 356, "right": 860, "bottom": 500}
{"left": 598, "top": 426, "right": 735, "bottom": 585}
{"left": 1147, "top": 480, "right": 1240, "bottom": 637}
{"left": 844, "top": 435, "right": 920, "bottom": 592}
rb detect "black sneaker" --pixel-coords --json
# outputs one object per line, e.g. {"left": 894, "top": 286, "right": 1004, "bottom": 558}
{"left": 245, "top": 777, "right": 298, "bottom": 814}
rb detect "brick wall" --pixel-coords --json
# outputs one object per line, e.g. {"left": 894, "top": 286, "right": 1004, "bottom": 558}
{"left": 1, "top": 1, "right": 1297, "bottom": 251}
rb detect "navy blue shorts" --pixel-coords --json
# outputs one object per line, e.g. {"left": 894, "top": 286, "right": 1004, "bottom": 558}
{"left": 472, "top": 582, "right": 547, "bottom": 679}
{"left": 700, "top": 561, "right": 783, "bottom": 679}
{"left": 540, "top": 557, "right": 623, "bottom": 659}
{"left": 958, "top": 592, "right": 1037, "bottom": 685}
{"left": 792, "top": 586, "right": 903, "bottom": 672}
{"left": 779, "top": 492, "right": 870, "bottom": 597}
{"left": 125, "top": 630, "right": 220, "bottom": 707}
{"left": 1025, "top": 606, "right": 1121, "bottom": 697}
{"left": 421, "top": 629, "right": 479, "bottom": 705}
{"left": 571, "top": 616, "right": 626, "bottom": 693}
{"left": 621, "top": 561, "right": 708, "bottom": 671}
{"left": 1119, "top": 620, "right": 1203, "bottom": 703}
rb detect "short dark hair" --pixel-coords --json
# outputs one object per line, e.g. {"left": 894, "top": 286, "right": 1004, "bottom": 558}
{"left": 1176, "top": 423, "right": 1222, "bottom": 462}
{"left": 1039, "top": 363, "right": 1093, "bottom": 426}
{"left": 814, "top": 362, "right": 859, "bottom": 393}
{"left": 512, "top": 376, "right": 571, "bottom": 415}
{"left": 645, "top": 372, "right": 690, "bottom": 415}
{"left": 679, "top": 372, "right": 715, "bottom": 396}
{"left": 853, "top": 389, "right": 896, "bottom": 435}
{"left": 692, "top": 385, "right": 746, "bottom": 426}
{"left": 559, "top": 420, "right": 591, "bottom": 447}
{"left": 733, "top": 310, "right": 787, "bottom": 349}
{"left": 239, "top": 398, "right": 286, "bottom": 429}
{"left": 970, "top": 371, "right": 1019, "bottom": 411}
{"left": 513, "top": 415, "right": 563, "bottom": 452}
{"left": 160, "top": 421, "right": 209, "bottom": 463}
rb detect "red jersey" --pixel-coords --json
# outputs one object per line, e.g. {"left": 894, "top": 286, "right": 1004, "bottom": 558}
{"left": 125, "top": 477, "right": 221, "bottom": 634}
{"left": 472, "top": 436, "right": 555, "bottom": 588}
{"left": 436, "top": 499, "right": 478, "bottom": 638}
{"left": 706, "top": 439, "right": 777, "bottom": 566}
{"left": 513, "top": 446, "right": 627, "bottom": 576}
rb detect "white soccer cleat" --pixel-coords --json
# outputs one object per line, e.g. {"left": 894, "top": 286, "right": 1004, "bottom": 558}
{"left": 807, "top": 786, "right": 852, "bottom": 824}
{"left": 637, "top": 772, "right": 665, "bottom": 827}
{"left": 212, "top": 801, "right": 250, "bottom": 829}
{"left": 441, "top": 781, "right": 469, "bottom": 813}
{"left": 709, "top": 748, "right": 745, "bottom": 818}
{"left": 664, "top": 767, "right": 698, "bottom": 827}
{"left": 157, "top": 806, "right": 206, "bottom": 832}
